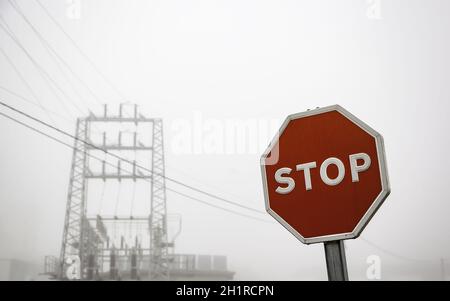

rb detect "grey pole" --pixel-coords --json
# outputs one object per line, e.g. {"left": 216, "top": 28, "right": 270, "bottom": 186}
{"left": 324, "top": 240, "right": 349, "bottom": 281}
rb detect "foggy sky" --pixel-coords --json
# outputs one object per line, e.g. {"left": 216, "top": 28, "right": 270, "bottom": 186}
{"left": 0, "top": 0, "right": 450, "bottom": 280}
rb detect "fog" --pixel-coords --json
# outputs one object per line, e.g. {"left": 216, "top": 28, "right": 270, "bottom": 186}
{"left": 0, "top": 0, "right": 449, "bottom": 280}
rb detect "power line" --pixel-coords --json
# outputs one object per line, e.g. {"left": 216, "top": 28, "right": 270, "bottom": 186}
{"left": 7, "top": 1, "right": 143, "bottom": 160}
{"left": 8, "top": 1, "right": 93, "bottom": 111}
{"left": 165, "top": 186, "right": 272, "bottom": 223}
{"left": 0, "top": 85, "right": 74, "bottom": 123}
{"left": 1, "top": 81, "right": 258, "bottom": 213}
{"left": 0, "top": 6, "right": 131, "bottom": 145}
{"left": 0, "top": 100, "right": 266, "bottom": 215}
{"left": 0, "top": 85, "right": 128, "bottom": 141}
{"left": 0, "top": 101, "right": 269, "bottom": 222}
{"left": 0, "top": 45, "right": 57, "bottom": 125}
{"left": 1, "top": 87, "right": 268, "bottom": 218}
{"left": 0, "top": 110, "right": 270, "bottom": 224}
{"left": 35, "top": 0, "right": 128, "bottom": 102}
{"left": 9, "top": 0, "right": 104, "bottom": 111}
{"left": 0, "top": 15, "right": 84, "bottom": 118}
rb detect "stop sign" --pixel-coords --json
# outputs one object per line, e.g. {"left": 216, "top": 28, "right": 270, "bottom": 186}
{"left": 261, "top": 105, "right": 390, "bottom": 244}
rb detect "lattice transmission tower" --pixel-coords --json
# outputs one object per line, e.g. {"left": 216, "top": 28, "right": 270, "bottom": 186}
{"left": 59, "top": 104, "right": 170, "bottom": 280}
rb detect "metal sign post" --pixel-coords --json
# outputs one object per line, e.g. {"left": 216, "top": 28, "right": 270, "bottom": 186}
{"left": 324, "top": 240, "right": 348, "bottom": 281}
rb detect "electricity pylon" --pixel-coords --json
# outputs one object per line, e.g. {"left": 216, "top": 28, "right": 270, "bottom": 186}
{"left": 59, "top": 104, "right": 169, "bottom": 280}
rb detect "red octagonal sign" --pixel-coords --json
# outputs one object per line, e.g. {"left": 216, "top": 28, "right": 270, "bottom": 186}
{"left": 261, "top": 105, "right": 390, "bottom": 244}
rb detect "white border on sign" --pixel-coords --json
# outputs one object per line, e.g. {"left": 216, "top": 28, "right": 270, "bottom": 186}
{"left": 260, "top": 105, "right": 391, "bottom": 245}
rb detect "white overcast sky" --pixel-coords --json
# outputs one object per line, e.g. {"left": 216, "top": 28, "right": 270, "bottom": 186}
{"left": 0, "top": 0, "right": 449, "bottom": 280}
